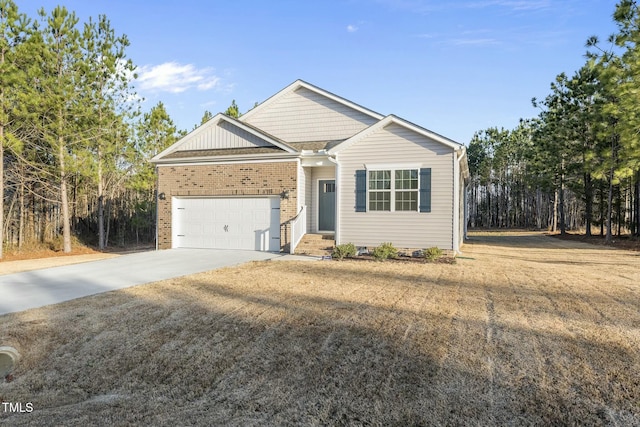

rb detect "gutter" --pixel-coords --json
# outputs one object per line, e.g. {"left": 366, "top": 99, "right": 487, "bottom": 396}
{"left": 152, "top": 153, "right": 301, "bottom": 166}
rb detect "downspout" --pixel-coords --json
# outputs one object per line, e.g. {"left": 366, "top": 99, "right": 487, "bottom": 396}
{"left": 453, "top": 152, "right": 460, "bottom": 254}
{"left": 464, "top": 179, "right": 469, "bottom": 240}
{"left": 453, "top": 148, "right": 467, "bottom": 254}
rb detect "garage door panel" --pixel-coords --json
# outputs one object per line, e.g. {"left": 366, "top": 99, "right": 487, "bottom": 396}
{"left": 172, "top": 197, "right": 280, "bottom": 251}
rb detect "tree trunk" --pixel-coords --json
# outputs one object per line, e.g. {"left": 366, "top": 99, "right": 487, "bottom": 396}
{"left": 559, "top": 166, "right": 566, "bottom": 236}
{"left": 97, "top": 114, "right": 106, "bottom": 249}
{"left": 18, "top": 177, "right": 24, "bottom": 248}
{"left": 616, "top": 184, "right": 622, "bottom": 237}
{"left": 599, "top": 183, "right": 605, "bottom": 236}
{"left": 552, "top": 189, "right": 558, "bottom": 232}
{"left": 58, "top": 135, "right": 72, "bottom": 253}
{"left": 105, "top": 197, "right": 111, "bottom": 247}
{"left": 0, "top": 41, "right": 5, "bottom": 259}
{"left": 505, "top": 182, "right": 510, "bottom": 228}
{"left": 98, "top": 194, "right": 105, "bottom": 249}
{"left": 634, "top": 170, "right": 640, "bottom": 236}
{"left": 584, "top": 173, "right": 593, "bottom": 237}
{"left": 0, "top": 122, "right": 4, "bottom": 259}
{"left": 536, "top": 188, "right": 542, "bottom": 229}
{"left": 606, "top": 166, "right": 614, "bottom": 243}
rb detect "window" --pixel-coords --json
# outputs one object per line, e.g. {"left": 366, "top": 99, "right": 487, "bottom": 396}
{"left": 368, "top": 169, "right": 418, "bottom": 212}
{"left": 368, "top": 170, "right": 391, "bottom": 211}
{"left": 355, "top": 167, "right": 430, "bottom": 213}
{"left": 395, "top": 169, "right": 418, "bottom": 211}
{"left": 324, "top": 182, "right": 335, "bottom": 193}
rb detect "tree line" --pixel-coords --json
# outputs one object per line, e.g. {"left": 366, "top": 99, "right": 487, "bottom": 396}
{"left": 468, "top": 0, "right": 640, "bottom": 242}
{"left": 0, "top": 1, "right": 184, "bottom": 258}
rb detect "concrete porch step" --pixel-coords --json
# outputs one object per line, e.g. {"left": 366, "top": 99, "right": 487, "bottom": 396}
{"left": 301, "top": 233, "right": 335, "bottom": 241}
{"left": 294, "top": 234, "right": 335, "bottom": 256}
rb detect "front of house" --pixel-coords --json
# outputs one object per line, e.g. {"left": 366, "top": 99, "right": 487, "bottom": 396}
{"left": 151, "top": 80, "right": 469, "bottom": 253}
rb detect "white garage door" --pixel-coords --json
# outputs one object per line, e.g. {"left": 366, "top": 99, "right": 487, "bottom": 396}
{"left": 172, "top": 197, "right": 280, "bottom": 251}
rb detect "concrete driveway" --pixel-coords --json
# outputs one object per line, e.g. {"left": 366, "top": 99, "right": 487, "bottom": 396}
{"left": 0, "top": 249, "right": 280, "bottom": 316}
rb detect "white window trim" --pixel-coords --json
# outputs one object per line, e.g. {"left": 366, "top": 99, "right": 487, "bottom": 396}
{"left": 366, "top": 167, "right": 420, "bottom": 212}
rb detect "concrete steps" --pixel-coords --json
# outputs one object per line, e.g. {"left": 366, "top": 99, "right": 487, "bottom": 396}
{"left": 294, "top": 234, "right": 335, "bottom": 256}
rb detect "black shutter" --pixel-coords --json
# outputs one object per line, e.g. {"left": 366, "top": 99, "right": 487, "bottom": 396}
{"left": 355, "top": 169, "right": 366, "bottom": 212}
{"left": 419, "top": 168, "right": 431, "bottom": 213}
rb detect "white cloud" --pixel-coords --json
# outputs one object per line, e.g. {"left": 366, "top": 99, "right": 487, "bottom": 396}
{"left": 136, "top": 62, "right": 221, "bottom": 94}
{"left": 347, "top": 24, "right": 359, "bottom": 33}
{"left": 449, "top": 38, "right": 501, "bottom": 46}
{"left": 464, "top": 0, "right": 551, "bottom": 11}
{"left": 377, "top": 0, "right": 552, "bottom": 13}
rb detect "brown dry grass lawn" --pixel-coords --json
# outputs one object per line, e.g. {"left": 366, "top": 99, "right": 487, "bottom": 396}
{"left": 1, "top": 231, "right": 639, "bottom": 425}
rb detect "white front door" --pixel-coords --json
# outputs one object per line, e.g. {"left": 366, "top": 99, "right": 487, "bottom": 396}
{"left": 172, "top": 197, "right": 280, "bottom": 251}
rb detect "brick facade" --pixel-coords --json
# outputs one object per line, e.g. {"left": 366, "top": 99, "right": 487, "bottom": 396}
{"left": 156, "top": 161, "right": 298, "bottom": 250}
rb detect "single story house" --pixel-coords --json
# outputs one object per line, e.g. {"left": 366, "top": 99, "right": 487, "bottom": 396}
{"left": 151, "top": 80, "right": 469, "bottom": 254}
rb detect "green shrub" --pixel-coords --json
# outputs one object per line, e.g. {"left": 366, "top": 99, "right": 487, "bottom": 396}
{"left": 424, "top": 246, "right": 443, "bottom": 262}
{"left": 332, "top": 243, "right": 357, "bottom": 260}
{"left": 371, "top": 242, "right": 398, "bottom": 260}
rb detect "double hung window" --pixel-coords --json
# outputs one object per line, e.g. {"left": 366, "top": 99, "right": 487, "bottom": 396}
{"left": 368, "top": 169, "right": 418, "bottom": 212}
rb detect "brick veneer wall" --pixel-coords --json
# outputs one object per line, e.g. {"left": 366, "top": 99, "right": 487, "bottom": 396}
{"left": 156, "top": 161, "right": 298, "bottom": 250}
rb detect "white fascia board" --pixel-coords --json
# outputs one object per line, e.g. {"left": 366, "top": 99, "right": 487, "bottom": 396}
{"left": 153, "top": 153, "right": 300, "bottom": 166}
{"left": 329, "top": 115, "right": 463, "bottom": 155}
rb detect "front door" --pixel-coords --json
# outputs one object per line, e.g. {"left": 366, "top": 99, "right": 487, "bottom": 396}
{"left": 318, "top": 180, "right": 336, "bottom": 231}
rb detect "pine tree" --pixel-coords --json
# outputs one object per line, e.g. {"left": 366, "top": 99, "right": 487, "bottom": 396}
{"left": 0, "top": 0, "right": 30, "bottom": 258}
{"left": 36, "top": 6, "right": 83, "bottom": 253}
{"left": 80, "top": 14, "right": 137, "bottom": 249}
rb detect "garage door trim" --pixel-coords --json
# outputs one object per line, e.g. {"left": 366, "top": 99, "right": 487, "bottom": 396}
{"left": 171, "top": 196, "right": 280, "bottom": 252}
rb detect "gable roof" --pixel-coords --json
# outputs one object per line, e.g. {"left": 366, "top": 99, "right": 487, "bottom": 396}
{"left": 239, "top": 79, "right": 385, "bottom": 124}
{"left": 328, "top": 114, "right": 463, "bottom": 155}
{"left": 151, "top": 113, "right": 296, "bottom": 163}
{"left": 151, "top": 81, "right": 464, "bottom": 165}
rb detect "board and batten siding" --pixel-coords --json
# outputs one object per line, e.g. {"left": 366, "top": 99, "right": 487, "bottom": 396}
{"left": 337, "top": 123, "right": 455, "bottom": 249}
{"left": 179, "top": 120, "right": 272, "bottom": 151}
{"left": 243, "top": 87, "right": 378, "bottom": 143}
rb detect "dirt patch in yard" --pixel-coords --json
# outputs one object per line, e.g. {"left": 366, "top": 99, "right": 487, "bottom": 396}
{"left": 0, "top": 246, "right": 153, "bottom": 275}
{"left": 549, "top": 231, "right": 640, "bottom": 252}
{"left": 0, "top": 253, "right": 121, "bottom": 276}
{"left": 0, "top": 231, "right": 638, "bottom": 425}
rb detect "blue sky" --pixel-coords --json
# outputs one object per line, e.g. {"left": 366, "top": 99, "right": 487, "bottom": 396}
{"left": 23, "top": 0, "right": 619, "bottom": 144}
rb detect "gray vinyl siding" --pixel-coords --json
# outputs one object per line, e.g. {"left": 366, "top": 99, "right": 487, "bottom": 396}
{"left": 179, "top": 120, "right": 272, "bottom": 151}
{"left": 243, "top": 87, "right": 378, "bottom": 143}
{"left": 310, "top": 167, "right": 335, "bottom": 232}
{"left": 338, "top": 123, "right": 455, "bottom": 249}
